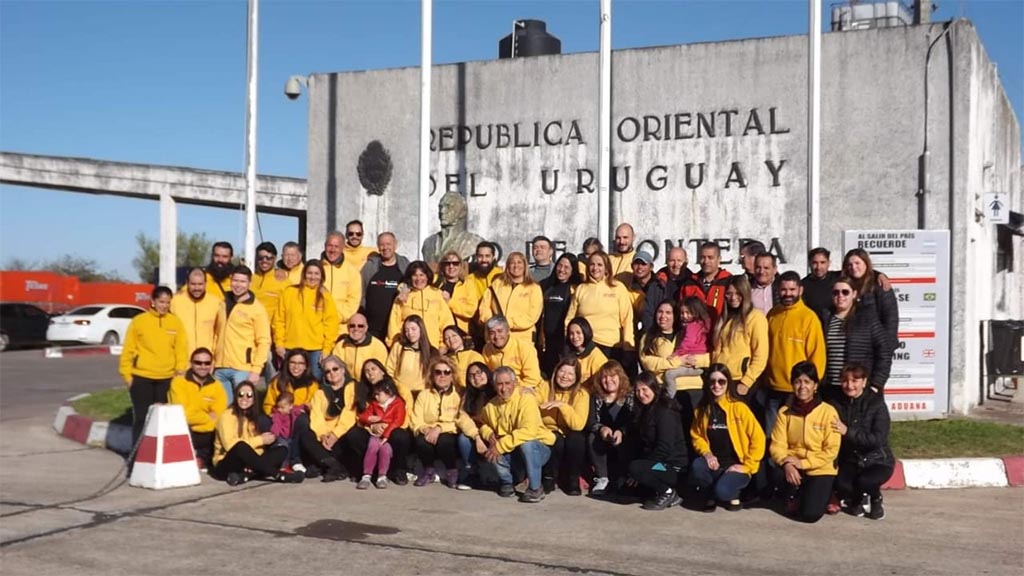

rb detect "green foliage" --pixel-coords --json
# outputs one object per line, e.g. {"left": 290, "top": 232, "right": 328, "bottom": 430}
{"left": 132, "top": 231, "right": 212, "bottom": 282}
{"left": 71, "top": 387, "right": 132, "bottom": 422}
{"left": 3, "top": 255, "right": 124, "bottom": 282}
{"left": 890, "top": 419, "right": 1024, "bottom": 459}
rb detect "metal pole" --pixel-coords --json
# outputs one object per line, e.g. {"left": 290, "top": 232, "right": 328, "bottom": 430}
{"left": 159, "top": 193, "right": 177, "bottom": 290}
{"left": 244, "top": 0, "right": 259, "bottom": 267}
{"left": 807, "top": 0, "right": 821, "bottom": 251}
{"left": 598, "top": 0, "right": 612, "bottom": 246}
{"left": 418, "top": 0, "right": 433, "bottom": 259}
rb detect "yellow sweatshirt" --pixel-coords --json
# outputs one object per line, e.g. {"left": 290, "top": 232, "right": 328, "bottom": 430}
{"left": 262, "top": 379, "right": 321, "bottom": 415}
{"left": 273, "top": 285, "right": 339, "bottom": 357}
{"left": 409, "top": 386, "right": 479, "bottom": 437}
{"left": 168, "top": 373, "right": 228, "bottom": 433}
{"left": 565, "top": 280, "right": 634, "bottom": 349}
{"left": 450, "top": 348, "right": 485, "bottom": 390}
{"left": 343, "top": 244, "right": 376, "bottom": 271}
{"left": 205, "top": 273, "right": 230, "bottom": 300}
{"left": 478, "top": 388, "right": 556, "bottom": 453}
{"left": 385, "top": 344, "right": 429, "bottom": 395}
{"left": 331, "top": 335, "right": 389, "bottom": 380}
{"left": 387, "top": 286, "right": 455, "bottom": 349}
{"left": 119, "top": 309, "right": 189, "bottom": 384}
{"left": 765, "top": 301, "right": 826, "bottom": 392}
{"left": 711, "top": 310, "right": 769, "bottom": 388}
{"left": 691, "top": 395, "right": 765, "bottom": 474}
{"left": 322, "top": 259, "right": 362, "bottom": 335}
{"left": 308, "top": 384, "right": 357, "bottom": 441}
{"left": 443, "top": 279, "right": 481, "bottom": 334}
{"left": 212, "top": 410, "right": 263, "bottom": 466}
{"left": 482, "top": 337, "right": 542, "bottom": 388}
{"left": 572, "top": 346, "right": 608, "bottom": 387}
{"left": 468, "top": 266, "right": 502, "bottom": 297}
{"left": 608, "top": 250, "right": 636, "bottom": 286}
{"left": 251, "top": 269, "right": 291, "bottom": 321}
{"left": 478, "top": 277, "right": 543, "bottom": 343}
{"left": 639, "top": 333, "right": 709, "bottom": 391}
{"left": 170, "top": 291, "right": 221, "bottom": 355}
{"left": 535, "top": 380, "right": 591, "bottom": 434}
{"left": 214, "top": 295, "right": 271, "bottom": 373}
{"left": 770, "top": 401, "right": 840, "bottom": 476}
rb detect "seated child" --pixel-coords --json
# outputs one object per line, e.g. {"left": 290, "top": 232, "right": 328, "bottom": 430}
{"left": 356, "top": 380, "right": 407, "bottom": 489}
{"left": 270, "top": 392, "right": 306, "bottom": 473}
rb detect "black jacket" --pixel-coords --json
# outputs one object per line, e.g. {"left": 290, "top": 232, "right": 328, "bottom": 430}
{"left": 630, "top": 275, "right": 666, "bottom": 339}
{"left": 818, "top": 307, "right": 894, "bottom": 391}
{"left": 857, "top": 272, "right": 900, "bottom": 347}
{"left": 828, "top": 388, "right": 894, "bottom": 468}
{"left": 630, "top": 400, "right": 688, "bottom": 468}
{"left": 590, "top": 393, "right": 634, "bottom": 434}
{"left": 802, "top": 271, "right": 839, "bottom": 316}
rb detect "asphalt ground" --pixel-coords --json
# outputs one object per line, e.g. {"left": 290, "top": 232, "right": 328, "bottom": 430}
{"left": 1, "top": 350, "right": 1022, "bottom": 576}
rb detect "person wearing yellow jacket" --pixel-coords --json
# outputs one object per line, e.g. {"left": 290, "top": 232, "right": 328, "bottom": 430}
{"left": 204, "top": 241, "right": 235, "bottom": 300}
{"left": 342, "top": 220, "right": 377, "bottom": 271}
{"left": 770, "top": 361, "right": 840, "bottom": 523}
{"left": 409, "top": 356, "right": 479, "bottom": 487}
{"left": 482, "top": 316, "right": 542, "bottom": 389}
{"left": 711, "top": 276, "right": 770, "bottom": 395}
{"left": 213, "top": 266, "right": 271, "bottom": 402}
{"left": 565, "top": 317, "right": 609, "bottom": 387}
{"left": 119, "top": 286, "right": 189, "bottom": 445}
{"left": 442, "top": 325, "right": 484, "bottom": 390}
{"left": 537, "top": 358, "right": 592, "bottom": 496}
{"left": 331, "top": 312, "right": 388, "bottom": 380}
{"left": 607, "top": 223, "right": 637, "bottom": 286}
{"left": 689, "top": 364, "right": 765, "bottom": 511}
{"left": 435, "top": 251, "right": 482, "bottom": 334}
{"left": 171, "top": 268, "right": 221, "bottom": 357}
{"left": 251, "top": 241, "right": 291, "bottom": 322}
{"left": 565, "top": 251, "right": 635, "bottom": 358}
{"left": 321, "top": 231, "right": 363, "bottom": 338}
{"left": 387, "top": 261, "right": 455, "bottom": 349}
{"left": 168, "top": 347, "right": 228, "bottom": 466}
{"left": 212, "top": 381, "right": 299, "bottom": 485}
{"left": 298, "top": 355, "right": 356, "bottom": 482}
{"left": 385, "top": 315, "right": 435, "bottom": 399}
{"left": 273, "top": 260, "right": 339, "bottom": 381}
{"left": 467, "top": 241, "right": 502, "bottom": 297}
{"left": 478, "top": 366, "right": 556, "bottom": 502}
{"left": 478, "top": 252, "right": 543, "bottom": 345}
{"left": 262, "top": 349, "right": 320, "bottom": 415}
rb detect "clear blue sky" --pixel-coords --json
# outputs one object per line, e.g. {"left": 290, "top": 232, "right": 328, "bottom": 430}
{"left": 1, "top": 0, "right": 1021, "bottom": 281}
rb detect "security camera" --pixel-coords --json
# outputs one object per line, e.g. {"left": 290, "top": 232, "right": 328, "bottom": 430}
{"left": 284, "top": 75, "right": 306, "bottom": 100}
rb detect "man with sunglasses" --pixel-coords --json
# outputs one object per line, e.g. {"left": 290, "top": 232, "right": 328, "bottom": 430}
{"left": 330, "top": 312, "right": 388, "bottom": 378}
{"left": 342, "top": 219, "right": 376, "bottom": 271}
{"left": 169, "top": 347, "right": 227, "bottom": 470}
{"left": 251, "top": 242, "right": 289, "bottom": 318}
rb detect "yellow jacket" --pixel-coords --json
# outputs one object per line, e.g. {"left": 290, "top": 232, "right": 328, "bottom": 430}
{"left": 273, "top": 285, "right": 339, "bottom": 357}
{"left": 535, "top": 380, "right": 591, "bottom": 434}
{"left": 119, "top": 309, "right": 189, "bottom": 384}
{"left": 478, "top": 277, "right": 543, "bottom": 343}
{"left": 639, "top": 333, "right": 709, "bottom": 391}
{"left": 168, "top": 373, "right": 228, "bottom": 433}
{"left": 711, "top": 310, "right": 769, "bottom": 388}
{"left": 308, "top": 384, "right": 357, "bottom": 441}
{"left": 343, "top": 245, "right": 376, "bottom": 271}
{"left": 170, "top": 291, "right": 221, "bottom": 355}
{"left": 214, "top": 295, "right": 271, "bottom": 373}
{"left": 608, "top": 250, "right": 636, "bottom": 286}
{"left": 468, "top": 266, "right": 502, "bottom": 297}
{"left": 252, "top": 269, "right": 291, "bottom": 321}
{"left": 331, "top": 335, "right": 389, "bottom": 380}
{"left": 572, "top": 345, "right": 608, "bottom": 386}
{"left": 322, "top": 259, "right": 362, "bottom": 335}
{"left": 262, "top": 378, "right": 320, "bottom": 415}
{"left": 691, "top": 395, "right": 765, "bottom": 474}
{"left": 450, "top": 348, "right": 485, "bottom": 390}
{"left": 205, "top": 272, "right": 230, "bottom": 300}
{"left": 408, "top": 386, "right": 479, "bottom": 437}
{"left": 565, "top": 280, "right": 634, "bottom": 349}
{"left": 387, "top": 286, "right": 454, "bottom": 349}
{"left": 765, "top": 301, "right": 826, "bottom": 392}
{"left": 212, "top": 410, "right": 263, "bottom": 466}
{"left": 443, "top": 279, "right": 481, "bottom": 333}
{"left": 385, "top": 344, "right": 429, "bottom": 395}
{"left": 482, "top": 337, "right": 542, "bottom": 388}
{"left": 479, "top": 388, "right": 556, "bottom": 453}
{"left": 770, "top": 401, "right": 840, "bottom": 476}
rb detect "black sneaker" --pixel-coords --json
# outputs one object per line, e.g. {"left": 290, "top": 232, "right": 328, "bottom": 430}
{"left": 519, "top": 487, "right": 546, "bottom": 503}
{"left": 724, "top": 499, "right": 742, "bottom": 512}
{"left": 276, "top": 470, "right": 305, "bottom": 484}
{"left": 390, "top": 472, "right": 409, "bottom": 487}
{"left": 226, "top": 472, "right": 249, "bottom": 486}
{"left": 541, "top": 476, "right": 556, "bottom": 494}
{"left": 867, "top": 496, "right": 885, "bottom": 520}
{"left": 703, "top": 499, "right": 717, "bottom": 513}
{"left": 497, "top": 484, "right": 515, "bottom": 498}
{"left": 643, "top": 489, "right": 682, "bottom": 511}
{"left": 304, "top": 463, "right": 322, "bottom": 479}
{"left": 842, "top": 494, "right": 866, "bottom": 517}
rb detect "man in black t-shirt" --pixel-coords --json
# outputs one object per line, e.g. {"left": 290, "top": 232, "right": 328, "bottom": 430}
{"left": 360, "top": 232, "right": 410, "bottom": 340}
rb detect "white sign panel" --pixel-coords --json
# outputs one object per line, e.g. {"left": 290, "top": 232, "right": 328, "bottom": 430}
{"left": 844, "top": 230, "right": 950, "bottom": 419}
{"left": 984, "top": 192, "right": 1010, "bottom": 224}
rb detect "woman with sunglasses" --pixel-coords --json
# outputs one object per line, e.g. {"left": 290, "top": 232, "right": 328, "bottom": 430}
{"left": 300, "top": 355, "right": 356, "bottom": 482}
{"left": 689, "top": 364, "right": 765, "bottom": 512}
{"left": 435, "top": 250, "right": 481, "bottom": 337}
{"left": 409, "top": 356, "right": 479, "bottom": 488}
{"left": 478, "top": 251, "right": 543, "bottom": 345}
{"left": 213, "top": 380, "right": 303, "bottom": 485}
{"left": 387, "top": 261, "right": 455, "bottom": 349}
{"left": 442, "top": 325, "right": 484, "bottom": 390}
{"left": 273, "top": 259, "right": 340, "bottom": 381}
{"left": 817, "top": 276, "right": 892, "bottom": 397}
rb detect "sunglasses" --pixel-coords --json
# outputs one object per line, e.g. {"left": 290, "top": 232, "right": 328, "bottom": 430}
{"left": 237, "top": 391, "right": 254, "bottom": 398}
{"left": 442, "top": 261, "right": 460, "bottom": 266}
{"left": 434, "top": 368, "right": 453, "bottom": 376}
{"left": 832, "top": 289, "right": 852, "bottom": 296}
{"left": 709, "top": 378, "right": 728, "bottom": 386}
{"left": 256, "top": 254, "right": 275, "bottom": 261}
{"left": 326, "top": 366, "right": 343, "bottom": 373}
{"left": 192, "top": 360, "right": 212, "bottom": 366}
{"left": 348, "top": 323, "right": 366, "bottom": 328}
{"left": 346, "top": 231, "right": 363, "bottom": 237}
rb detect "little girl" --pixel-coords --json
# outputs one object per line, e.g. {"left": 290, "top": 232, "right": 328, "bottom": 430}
{"left": 269, "top": 392, "right": 305, "bottom": 474}
{"left": 356, "top": 380, "right": 407, "bottom": 489}
{"left": 663, "top": 296, "right": 712, "bottom": 396}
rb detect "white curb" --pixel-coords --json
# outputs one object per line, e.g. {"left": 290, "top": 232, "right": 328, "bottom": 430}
{"left": 902, "top": 458, "right": 1009, "bottom": 489}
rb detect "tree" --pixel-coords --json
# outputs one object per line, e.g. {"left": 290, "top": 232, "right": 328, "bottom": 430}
{"left": 3, "top": 255, "right": 124, "bottom": 282}
{"left": 132, "top": 231, "right": 212, "bottom": 282}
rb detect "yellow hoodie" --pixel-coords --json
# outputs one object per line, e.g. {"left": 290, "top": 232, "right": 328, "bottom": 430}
{"left": 639, "top": 333, "right": 709, "bottom": 391}
{"left": 409, "top": 386, "right": 479, "bottom": 437}
{"left": 565, "top": 280, "right": 634, "bottom": 349}
{"left": 572, "top": 346, "right": 608, "bottom": 387}
{"left": 711, "top": 310, "right": 769, "bottom": 388}
{"left": 273, "top": 285, "right": 339, "bottom": 357}
{"left": 214, "top": 295, "right": 271, "bottom": 373}
{"left": 535, "top": 380, "right": 591, "bottom": 434}
{"left": 169, "top": 373, "right": 228, "bottom": 433}
{"left": 252, "top": 269, "right": 291, "bottom": 320}
{"left": 343, "top": 244, "right": 376, "bottom": 271}
{"left": 387, "top": 286, "right": 455, "bottom": 349}
{"left": 770, "top": 401, "right": 840, "bottom": 476}
{"left": 468, "top": 266, "right": 502, "bottom": 297}
{"left": 322, "top": 258, "right": 362, "bottom": 335}
{"left": 170, "top": 291, "right": 221, "bottom": 355}
{"left": 478, "top": 277, "right": 543, "bottom": 344}
{"left": 450, "top": 348, "right": 485, "bottom": 390}
{"left": 262, "top": 378, "right": 320, "bottom": 415}
{"left": 119, "top": 309, "right": 189, "bottom": 384}
{"left": 765, "top": 300, "right": 826, "bottom": 393}
{"left": 478, "top": 388, "right": 556, "bottom": 454}
{"left": 331, "top": 335, "right": 389, "bottom": 380}
{"left": 385, "top": 344, "right": 430, "bottom": 395}
{"left": 212, "top": 410, "right": 264, "bottom": 466}
{"left": 308, "top": 384, "right": 357, "bottom": 441}
{"left": 608, "top": 250, "right": 636, "bottom": 286}
{"left": 482, "top": 337, "right": 541, "bottom": 388}
{"left": 691, "top": 395, "right": 765, "bottom": 475}
{"left": 443, "top": 279, "right": 481, "bottom": 334}
{"left": 205, "top": 272, "right": 230, "bottom": 300}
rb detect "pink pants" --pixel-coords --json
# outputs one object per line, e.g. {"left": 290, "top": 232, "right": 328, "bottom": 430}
{"left": 363, "top": 436, "right": 392, "bottom": 476}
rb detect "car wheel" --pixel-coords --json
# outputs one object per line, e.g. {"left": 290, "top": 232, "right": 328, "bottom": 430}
{"left": 102, "top": 331, "right": 120, "bottom": 346}
{"left": 0, "top": 332, "right": 8, "bottom": 352}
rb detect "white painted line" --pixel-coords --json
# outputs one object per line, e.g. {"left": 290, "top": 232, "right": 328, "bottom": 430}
{"left": 44, "top": 347, "right": 63, "bottom": 358}
{"left": 52, "top": 405, "right": 75, "bottom": 434}
{"left": 902, "top": 458, "right": 1009, "bottom": 489}
{"left": 66, "top": 393, "right": 90, "bottom": 402}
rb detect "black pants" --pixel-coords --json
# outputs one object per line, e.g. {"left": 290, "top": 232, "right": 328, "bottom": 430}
{"left": 587, "top": 432, "right": 630, "bottom": 481}
{"left": 835, "top": 461, "right": 894, "bottom": 500}
{"left": 599, "top": 345, "right": 637, "bottom": 378}
{"left": 130, "top": 376, "right": 171, "bottom": 446}
{"left": 414, "top": 432, "right": 459, "bottom": 470}
{"left": 543, "top": 430, "right": 586, "bottom": 487}
{"left": 776, "top": 469, "right": 837, "bottom": 523}
{"left": 190, "top": 431, "right": 215, "bottom": 464}
{"left": 299, "top": 427, "right": 346, "bottom": 469}
{"left": 629, "top": 459, "right": 684, "bottom": 494}
{"left": 346, "top": 427, "right": 412, "bottom": 479}
{"left": 214, "top": 442, "right": 286, "bottom": 479}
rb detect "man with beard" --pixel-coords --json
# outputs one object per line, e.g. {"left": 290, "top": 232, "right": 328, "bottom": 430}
{"left": 608, "top": 223, "right": 637, "bottom": 285}
{"left": 213, "top": 265, "right": 271, "bottom": 401}
{"left": 469, "top": 241, "right": 502, "bottom": 295}
{"left": 205, "top": 242, "right": 234, "bottom": 299}
{"left": 343, "top": 219, "right": 376, "bottom": 271}
{"left": 656, "top": 246, "right": 691, "bottom": 300}
{"left": 172, "top": 267, "right": 221, "bottom": 357}
{"left": 330, "top": 312, "right": 388, "bottom": 378}
{"left": 277, "top": 241, "right": 304, "bottom": 285}
{"left": 679, "top": 242, "right": 732, "bottom": 322}
{"left": 321, "top": 231, "right": 362, "bottom": 338}
{"left": 361, "top": 232, "right": 411, "bottom": 341}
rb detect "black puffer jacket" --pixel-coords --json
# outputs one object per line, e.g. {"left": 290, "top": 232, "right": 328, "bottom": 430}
{"left": 828, "top": 388, "right": 894, "bottom": 468}
{"left": 630, "top": 399, "right": 688, "bottom": 468}
{"left": 818, "top": 307, "right": 893, "bottom": 391}
{"left": 856, "top": 272, "right": 900, "bottom": 347}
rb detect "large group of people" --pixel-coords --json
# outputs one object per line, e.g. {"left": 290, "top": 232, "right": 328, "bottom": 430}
{"left": 119, "top": 220, "right": 899, "bottom": 521}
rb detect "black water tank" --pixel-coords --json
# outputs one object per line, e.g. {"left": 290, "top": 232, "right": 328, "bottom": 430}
{"left": 498, "top": 19, "right": 561, "bottom": 59}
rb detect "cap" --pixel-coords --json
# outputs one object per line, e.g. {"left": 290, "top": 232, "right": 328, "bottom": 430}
{"left": 633, "top": 251, "right": 654, "bottom": 265}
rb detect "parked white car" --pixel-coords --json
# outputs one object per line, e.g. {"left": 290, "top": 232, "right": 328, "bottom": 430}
{"left": 46, "top": 304, "right": 146, "bottom": 346}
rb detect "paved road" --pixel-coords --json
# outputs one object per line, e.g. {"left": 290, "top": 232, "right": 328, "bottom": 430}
{"left": 1, "top": 351, "right": 1022, "bottom": 576}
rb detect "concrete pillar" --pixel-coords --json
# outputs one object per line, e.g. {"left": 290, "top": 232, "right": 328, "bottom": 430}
{"left": 159, "top": 193, "right": 177, "bottom": 290}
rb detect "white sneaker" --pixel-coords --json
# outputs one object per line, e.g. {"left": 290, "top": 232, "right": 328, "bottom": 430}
{"left": 292, "top": 463, "right": 307, "bottom": 474}
{"left": 591, "top": 477, "right": 610, "bottom": 496}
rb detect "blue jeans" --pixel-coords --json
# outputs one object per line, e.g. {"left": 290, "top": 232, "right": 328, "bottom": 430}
{"left": 306, "top": 350, "right": 323, "bottom": 381}
{"left": 485, "top": 440, "right": 551, "bottom": 490}
{"left": 457, "top": 434, "right": 477, "bottom": 471}
{"left": 690, "top": 456, "right": 751, "bottom": 501}
{"left": 214, "top": 368, "right": 251, "bottom": 403}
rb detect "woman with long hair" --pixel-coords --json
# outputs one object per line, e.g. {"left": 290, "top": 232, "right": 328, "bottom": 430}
{"left": 299, "top": 355, "right": 356, "bottom": 482}
{"left": 272, "top": 259, "right": 339, "bottom": 380}
{"left": 478, "top": 251, "right": 543, "bottom": 345}
{"left": 628, "top": 372, "right": 688, "bottom": 511}
{"left": 565, "top": 251, "right": 634, "bottom": 367}
{"left": 435, "top": 250, "right": 480, "bottom": 336}
{"left": 710, "top": 275, "right": 768, "bottom": 396}
{"left": 385, "top": 315, "right": 437, "bottom": 398}
{"left": 818, "top": 276, "right": 892, "bottom": 397}
{"left": 344, "top": 358, "right": 414, "bottom": 485}
{"left": 387, "top": 260, "right": 455, "bottom": 348}
{"left": 564, "top": 317, "right": 608, "bottom": 387}
{"left": 456, "top": 362, "right": 496, "bottom": 489}
{"left": 409, "top": 356, "right": 479, "bottom": 488}
{"left": 213, "top": 380, "right": 303, "bottom": 485}
{"left": 539, "top": 252, "right": 582, "bottom": 375}
{"left": 538, "top": 358, "right": 592, "bottom": 496}
{"left": 262, "top": 349, "right": 319, "bottom": 415}
{"left": 842, "top": 248, "right": 899, "bottom": 345}
{"left": 442, "top": 325, "right": 484, "bottom": 390}
{"left": 587, "top": 360, "right": 634, "bottom": 496}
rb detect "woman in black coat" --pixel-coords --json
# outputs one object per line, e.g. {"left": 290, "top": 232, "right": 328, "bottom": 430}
{"left": 627, "top": 371, "right": 688, "bottom": 511}
{"left": 818, "top": 276, "right": 893, "bottom": 397}
{"left": 539, "top": 253, "right": 582, "bottom": 376}
{"left": 842, "top": 248, "right": 899, "bottom": 346}
{"left": 828, "top": 362, "right": 894, "bottom": 521}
